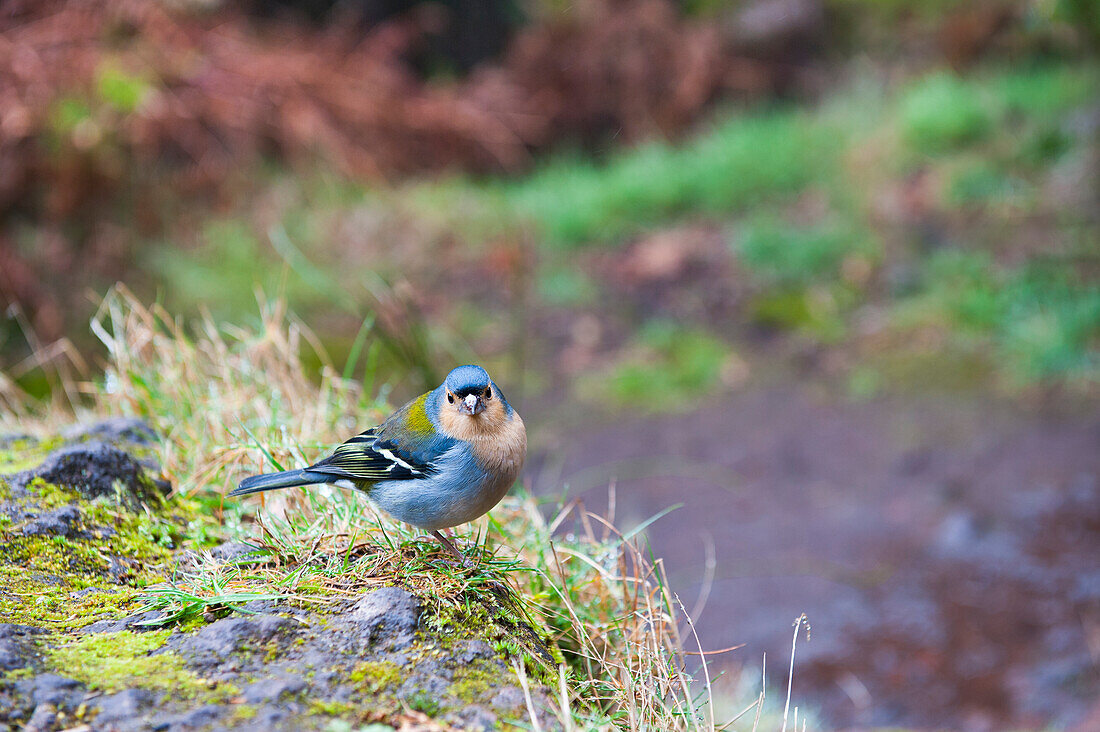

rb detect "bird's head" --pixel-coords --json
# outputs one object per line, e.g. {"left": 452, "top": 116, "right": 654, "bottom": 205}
{"left": 442, "top": 364, "right": 496, "bottom": 417}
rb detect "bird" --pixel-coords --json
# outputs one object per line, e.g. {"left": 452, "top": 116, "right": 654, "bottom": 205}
{"left": 230, "top": 364, "right": 526, "bottom": 560}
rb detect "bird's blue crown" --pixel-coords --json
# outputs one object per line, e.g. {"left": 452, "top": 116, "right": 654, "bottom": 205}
{"left": 444, "top": 365, "right": 492, "bottom": 396}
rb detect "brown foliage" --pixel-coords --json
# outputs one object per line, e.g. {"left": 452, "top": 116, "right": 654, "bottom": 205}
{"left": 1, "top": 0, "right": 522, "bottom": 209}
{"left": 0, "top": 0, "right": 774, "bottom": 217}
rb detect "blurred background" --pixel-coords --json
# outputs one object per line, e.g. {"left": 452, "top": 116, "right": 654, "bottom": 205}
{"left": 1, "top": 0, "right": 1098, "bottom": 728}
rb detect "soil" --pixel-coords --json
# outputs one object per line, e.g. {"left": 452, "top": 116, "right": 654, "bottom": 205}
{"left": 536, "top": 384, "right": 1100, "bottom": 730}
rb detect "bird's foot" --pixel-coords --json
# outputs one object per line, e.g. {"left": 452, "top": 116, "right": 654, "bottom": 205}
{"left": 431, "top": 530, "right": 475, "bottom": 568}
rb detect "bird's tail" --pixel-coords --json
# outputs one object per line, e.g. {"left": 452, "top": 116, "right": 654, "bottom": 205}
{"left": 229, "top": 469, "right": 332, "bottom": 497}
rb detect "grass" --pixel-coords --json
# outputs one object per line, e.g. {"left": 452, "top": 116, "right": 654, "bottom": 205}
{"left": 498, "top": 111, "right": 834, "bottom": 249}
{"left": 582, "top": 322, "right": 742, "bottom": 411}
{"left": 2, "top": 289, "right": 802, "bottom": 730}
{"left": 735, "top": 217, "right": 875, "bottom": 287}
{"left": 902, "top": 250, "right": 1100, "bottom": 385}
{"left": 899, "top": 72, "right": 992, "bottom": 153}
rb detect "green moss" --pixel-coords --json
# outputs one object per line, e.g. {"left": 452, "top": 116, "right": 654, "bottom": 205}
{"left": 0, "top": 475, "right": 199, "bottom": 628}
{"left": 0, "top": 438, "right": 61, "bottom": 475}
{"left": 48, "top": 630, "right": 191, "bottom": 693}
{"left": 406, "top": 690, "right": 440, "bottom": 716}
{"left": 0, "top": 530, "right": 163, "bottom": 627}
{"left": 309, "top": 699, "right": 360, "bottom": 716}
{"left": 448, "top": 662, "right": 499, "bottom": 703}
{"left": 23, "top": 476, "right": 82, "bottom": 508}
{"left": 415, "top": 582, "right": 559, "bottom": 689}
{"left": 2, "top": 667, "right": 36, "bottom": 683}
{"left": 608, "top": 325, "right": 734, "bottom": 410}
{"left": 263, "top": 639, "right": 282, "bottom": 662}
{"left": 45, "top": 630, "right": 240, "bottom": 709}
{"left": 0, "top": 532, "right": 134, "bottom": 626}
{"left": 349, "top": 660, "right": 402, "bottom": 694}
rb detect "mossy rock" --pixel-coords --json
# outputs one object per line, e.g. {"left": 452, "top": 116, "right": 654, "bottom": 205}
{"left": 0, "top": 421, "right": 184, "bottom": 631}
{"left": 0, "top": 422, "right": 561, "bottom": 730}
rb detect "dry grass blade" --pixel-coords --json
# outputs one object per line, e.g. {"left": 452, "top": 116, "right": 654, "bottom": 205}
{"left": 782, "top": 614, "right": 810, "bottom": 732}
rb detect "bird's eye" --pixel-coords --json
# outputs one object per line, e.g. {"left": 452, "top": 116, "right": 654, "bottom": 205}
{"left": 484, "top": 387, "right": 492, "bottom": 399}
{"left": 447, "top": 393, "right": 454, "bottom": 403}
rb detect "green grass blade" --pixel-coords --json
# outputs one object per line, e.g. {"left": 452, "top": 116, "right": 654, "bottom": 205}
{"left": 342, "top": 315, "right": 375, "bottom": 383}
{"left": 236, "top": 417, "right": 286, "bottom": 472}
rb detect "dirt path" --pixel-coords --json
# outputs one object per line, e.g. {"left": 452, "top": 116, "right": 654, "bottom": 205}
{"left": 533, "top": 386, "right": 1100, "bottom": 730}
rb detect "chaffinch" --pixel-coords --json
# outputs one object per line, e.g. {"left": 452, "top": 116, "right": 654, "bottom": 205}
{"left": 231, "top": 365, "right": 526, "bottom": 558}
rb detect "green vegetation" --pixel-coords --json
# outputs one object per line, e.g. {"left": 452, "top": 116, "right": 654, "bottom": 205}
{"left": 536, "top": 267, "right": 598, "bottom": 307}
{"left": 490, "top": 61, "right": 1098, "bottom": 394}
{"left": 0, "top": 466, "right": 184, "bottom": 627}
{"left": 906, "top": 251, "right": 1100, "bottom": 383}
{"left": 900, "top": 72, "right": 992, "bottom": 153}
{"left": 502, "top": 112, "right": 832, "bottom": 248}
{"left": 2, "top": 8, "right": 1095, "bottom": 730}
{"left": 736, "top": 217, "right": 874, "bottom": 286}
{"left": 48, "top": 630, "right": 212, "bottom": 695}
{"left": 588, "top": 322, "right": 737, "bottom": 410}
{"left": 116, "top": 60, "right": 1098, "bottom": 404}
{"left": 405, "top": 690, "right": 441, "bottom": 716}
{"left": 349, "top": 661, "right": 402, "bottom": 694}
{"left": 0, "top": 291, "right": 727, "bottom": 729}
{"left": 3, "top": 57, "right": 1095, "bottom": 727}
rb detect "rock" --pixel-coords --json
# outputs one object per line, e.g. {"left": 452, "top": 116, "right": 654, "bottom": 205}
{"left": 350, "top": 587, "right": 421, "bottom": 650}
{"left": 399, "top": 664, "right": 451, "bottom": 699}
{"left": 456, "top": 639, "right": 495, "bottom": 664}
{"left": 490, "top": 685, "right": 526, "bottom": 711}
{"left": 21, "top": 504, "right": 82, "bottom": 537}
{"left": 241, "top": 599, "right": 283, "bottom": 614}
{"left": 447, "top": 705, "right": 498, "bottom": 731}
{"left": 179, "top": 615, "right": 296, "bottom": 662}
{"left": 0, "top": 421, "right": 562, "bottom": 731}
{"left": 31, "top": 674, "right": 84, "bottom": 709}
{"left": 234, "top": 706, "right": 292, "bottom": 731}
{"left": 155, "top": 704, "right": 228, "bottom": 730}
{"left": 209, "top": 541, "right": 263, "bottom": 565}
{"left": 82, "top": 610, "right": 165, "bottom": 634}
{"left": 0, "top": 500, "right": 33, "bottom": 525}
{"left": 241, "top": 674, "right": 306, "bottom": 704}
{"left": 22, "top": 704, "right": 56, "bottom": 732}
{"left": 13, "top": 441, "right": 167, "bottom": 509}
{"left": 62, "top": 418, "right": 157, "bottom": 446}
{"left": 0, "top": 624, "right": 41, "bottom": 672}
{"left": 94, "top": 688, "right": 154, "bottom": 722}
{"left": 0, "top": 433, "right": 35, "bottom": 449}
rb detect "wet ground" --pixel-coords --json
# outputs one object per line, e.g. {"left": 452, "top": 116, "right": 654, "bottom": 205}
{"left": 533, "top": 385, "right": 1100, "bottom": 730}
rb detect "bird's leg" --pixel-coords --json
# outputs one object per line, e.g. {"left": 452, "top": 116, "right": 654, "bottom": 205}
{"left": 431, "top": 530, "right": 471, "bottom": 565}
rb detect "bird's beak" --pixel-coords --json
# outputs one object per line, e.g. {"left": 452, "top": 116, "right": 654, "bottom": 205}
{"left": 461, "top": 393, "right": 485, "bottom": 415}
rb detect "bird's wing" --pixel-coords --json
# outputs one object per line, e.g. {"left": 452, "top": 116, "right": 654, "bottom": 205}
{"left": 307, "top": 428, "right": 437, "bottom": 482}
{"left": 306, "top": 392, "right": 454, "bottom": 483}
